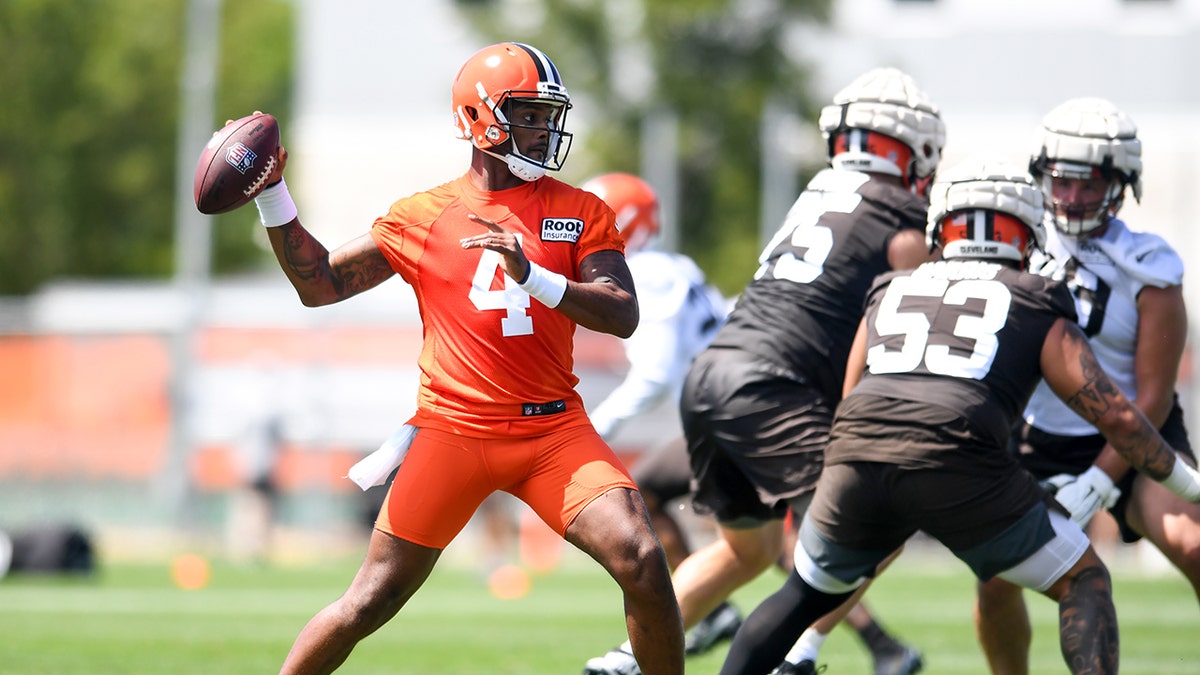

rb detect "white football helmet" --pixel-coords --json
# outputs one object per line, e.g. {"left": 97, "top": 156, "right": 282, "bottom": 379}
{"left": 1030, "top": 97, "right": 1141, "bottom": 236}
{"left": 818, "top": 67, "right": 946, "bottom": 195}
{"left": 927, "top": 159, "right": 1046, "bottom": 267}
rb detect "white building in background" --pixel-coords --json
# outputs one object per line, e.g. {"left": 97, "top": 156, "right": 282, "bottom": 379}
{"left": 289, "top": 1, "right": 479, "bottom": 247}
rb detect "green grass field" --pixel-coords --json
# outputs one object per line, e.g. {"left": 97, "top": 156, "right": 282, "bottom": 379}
{"left": 0, "top": 544, "right": 1195, "bottom": 674}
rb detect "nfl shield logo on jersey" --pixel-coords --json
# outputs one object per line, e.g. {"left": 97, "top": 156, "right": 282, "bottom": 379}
{"left": 225, "top": 142, "right": 258, "bottom": 175}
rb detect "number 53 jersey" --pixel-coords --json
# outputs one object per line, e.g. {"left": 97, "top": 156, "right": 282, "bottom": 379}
{"left": 841, "top": 258, "right": 1077, "bottom": 461}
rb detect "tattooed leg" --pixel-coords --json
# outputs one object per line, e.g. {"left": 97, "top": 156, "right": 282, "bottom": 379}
{"left": 1056, "top": 563, "right": 1118, "bottom": 675}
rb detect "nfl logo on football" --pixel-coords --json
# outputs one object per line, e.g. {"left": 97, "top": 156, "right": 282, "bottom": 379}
{"left": 225, "top": 142, "right": 258, "bottom": 175}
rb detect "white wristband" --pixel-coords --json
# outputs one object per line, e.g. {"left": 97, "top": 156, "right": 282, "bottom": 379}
{"left": 518, "top": 262, "right": 568, "bottom": 308}
{"left": 1161, "top": 455, "right": 1200, "bottom": 502}
{"left": 254, "top": 178, "right": 298, "bottom": 227}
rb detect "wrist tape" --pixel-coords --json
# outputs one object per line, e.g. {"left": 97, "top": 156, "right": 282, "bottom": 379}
{"left": 1162, "top": 455, "right": 1200, "bottom": 502}
{"left": 518, "top": 262, "right": 567, "bottom": 308}
{"left": 254, "top": 179, "right": 298, "bottom": 228}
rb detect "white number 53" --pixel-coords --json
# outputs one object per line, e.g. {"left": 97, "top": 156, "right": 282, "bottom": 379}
{"left": 867, "top": 277, "right": 1011, "bottom": 380}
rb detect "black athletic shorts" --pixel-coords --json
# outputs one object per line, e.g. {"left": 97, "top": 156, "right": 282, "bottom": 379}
{"left": 1013, "top": 396, "right": 1195, "bottom": 543}
{"left": 680, "top": 348, "right": 831, "bottom": 526}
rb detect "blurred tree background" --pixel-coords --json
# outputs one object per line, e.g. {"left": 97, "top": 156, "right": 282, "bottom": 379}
{"left": 0, "top": 0, "right": 293, "bottom": 295}
{"left": 0, "top": 0, "right": 830, "bottom": 296}
{"left": 455, "top": 0, "right": 831, "bottom": 293}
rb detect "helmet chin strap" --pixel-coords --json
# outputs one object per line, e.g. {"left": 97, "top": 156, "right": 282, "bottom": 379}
{"left": 480, "top": 147, "right": 546, "bottom": 182}
{"left": 504, "top": 154, "right": 546, "bottom": 182}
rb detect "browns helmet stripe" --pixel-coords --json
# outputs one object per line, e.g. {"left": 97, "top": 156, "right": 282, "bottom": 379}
{"left": 512, "top": 42, "right": 562, "bottom": 88}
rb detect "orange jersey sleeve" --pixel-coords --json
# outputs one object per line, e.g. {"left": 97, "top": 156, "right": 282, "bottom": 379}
{"left": 370, "top": 174, "right": 624, "bottom": 437}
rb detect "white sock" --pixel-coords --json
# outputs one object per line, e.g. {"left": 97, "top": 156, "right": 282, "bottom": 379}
{"left": 784, "top": 627, "right": 828, "bottom": 664}
{"left": 618, "top": 639, "right": 633, "bottom": 654}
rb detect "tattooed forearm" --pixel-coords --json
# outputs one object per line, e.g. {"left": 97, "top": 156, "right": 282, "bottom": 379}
{"left": 1062, "top": 343, "right": 1120, "bottom": 423}
{"left": 282, "top": 225, "right": 328, "bottom": 283}
{"left": 1099, "top": 423, "right": 1175, "bottom": 481}
{"left": 330, "top": 250, "right": 393, "bottom": 299}
{"left": 1062, "top": 326, "right": 1177, "bottom": 481}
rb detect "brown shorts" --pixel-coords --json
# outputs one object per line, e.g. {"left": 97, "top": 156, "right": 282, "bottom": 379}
{"left": 681, "top": 349, "right": 832, "bottom": 525}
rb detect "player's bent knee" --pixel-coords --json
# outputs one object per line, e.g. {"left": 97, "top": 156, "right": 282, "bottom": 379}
{"left": 794, "top": 543, "right": 866, "bottom": 595}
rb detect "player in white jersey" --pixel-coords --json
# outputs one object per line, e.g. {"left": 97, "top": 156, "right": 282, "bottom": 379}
{"left": 583, "top": 173, "right": 727, "bottom": 445}
{"left": 581, "top": 173, "right": 746, "bottom": 659}
{"left": 974, "top": 98, "right": 1200, "bottom": 675}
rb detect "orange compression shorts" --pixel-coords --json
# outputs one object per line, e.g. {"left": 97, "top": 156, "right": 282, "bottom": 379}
{"left": 374, "top": 424, "right": 637, "bottom": 549}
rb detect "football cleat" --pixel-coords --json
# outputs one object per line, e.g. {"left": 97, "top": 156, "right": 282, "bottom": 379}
{"left": 582, "top": 646, "right": 641, "bottom": 675}
{"left": 684, "top": 601, "right": 744, "bottom": 655}
{"left": 772, "top": 659, "right": 825, "bottom": 675}
{"left": 873, "top": 644, "right": 925, "bottom": 675}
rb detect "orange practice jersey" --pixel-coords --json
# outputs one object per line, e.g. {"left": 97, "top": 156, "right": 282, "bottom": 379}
{"left": 370, "top": 174, "right": 624, "bottom": 438}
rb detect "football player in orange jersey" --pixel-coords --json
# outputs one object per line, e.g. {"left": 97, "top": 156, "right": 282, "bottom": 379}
{"left": 249, "top": 42, "right": 684, "bottom": 675}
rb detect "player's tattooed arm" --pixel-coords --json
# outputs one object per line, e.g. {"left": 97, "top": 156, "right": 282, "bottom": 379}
{"left": 1059, "top": 334, "right": 1121, "bottom": 423}
{"left": 1044, "top": 318, "right": 1176, "bottom": 481}
{"left": 268, "top": 227, "right": 394, "bottom": 306}
{"left": 327, "top": 236, "right": 395, "bottom": 300}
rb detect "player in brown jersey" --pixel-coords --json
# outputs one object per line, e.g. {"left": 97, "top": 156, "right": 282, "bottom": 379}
{"left": 250, "top": 42, "right": 684, "bottom": 674}
{"left": 586, "top": 67, "right": 941, "bottom": 675}
{"left": 716, "top": 161, "right": 1200, "bottom": 675}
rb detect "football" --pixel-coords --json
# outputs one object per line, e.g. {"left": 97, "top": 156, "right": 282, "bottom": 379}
{"left": 193, "top": 112, "right": 280, "bottom": 215}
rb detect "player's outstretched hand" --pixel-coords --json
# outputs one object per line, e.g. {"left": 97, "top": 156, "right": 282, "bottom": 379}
{"left": 1041, "top": 466, "right": 1119, "bottom": 529}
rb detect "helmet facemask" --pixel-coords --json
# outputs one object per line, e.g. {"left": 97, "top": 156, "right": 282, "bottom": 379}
{"left": 1029, "top": 97, "right": 1141, "bottom": 237}
{"left": 486, "top": 95, "right": 573, "bottom": 182}
{"left": 1032, "top": 156, "right": 1130, "bottom": 237}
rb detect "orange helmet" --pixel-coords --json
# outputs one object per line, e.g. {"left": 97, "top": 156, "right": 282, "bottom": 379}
{"left": 580, "top": 173, "right": 661, "bottom": 253}
{"left": 451, "top": 42, "right": 573, "bottom": 181}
